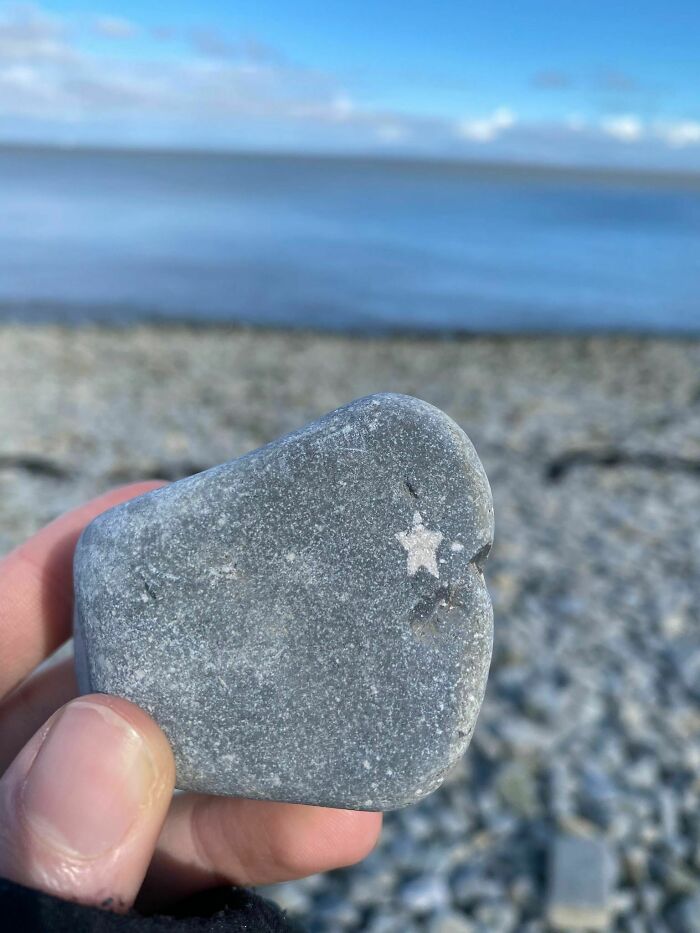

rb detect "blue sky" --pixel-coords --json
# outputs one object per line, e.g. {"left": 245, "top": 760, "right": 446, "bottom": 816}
{"left": 1, "top": 1, "right": 699, "bottom": 169}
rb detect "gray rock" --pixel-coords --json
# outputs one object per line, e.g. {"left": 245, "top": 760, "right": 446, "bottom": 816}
{"left": 311, "top": 891, "right": 360, "bottom": 929}
{"left": 473, "top": 901, "right": 518, "bottom": 931}
{"left": 669, "top": 891, "right": 700, "bottom": 933}
{"left": 347, "top": 862, "right": 395, "bottom": 907}
{"left": 73, "top": 393, "right": 494, "bottom": 809}
{"left": 579, "top": 764, "right": 617, "bottom": 829}
{"left": 427, "top": 911, "right": 475, "bottom": 933}
{"left": 399, "top": 874, "right": 451, "bottom": 914}
{"left": 450, "top": 869, "right": 503, "bottom": 907}
{"left": 363, "top": 909, "right": 411, "bottom": 933}
{"left": 638, "top": 884, "right": 663, "bottom": 918}
{"left": 547, "top": 761, "right": 575, "bottom": 820}
{"left": 258, "top": 882, "right": 310, "bottom": 916}
{"left": 547, "top": 833, "right": 615, "bottom": 930}
{"left": 385, "top": 833, "right": 426, "bottom": 872}
{"left": 495, "top": 759, "right": 541, "bottom": 818}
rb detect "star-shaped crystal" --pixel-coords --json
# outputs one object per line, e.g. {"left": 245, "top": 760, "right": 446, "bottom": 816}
{"left": 396, "top": 511, "right": 443, "bottom": 579}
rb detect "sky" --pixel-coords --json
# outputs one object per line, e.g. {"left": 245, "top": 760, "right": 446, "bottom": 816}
{"left": 1, "top": 1, "right": 699, "bottom": 170}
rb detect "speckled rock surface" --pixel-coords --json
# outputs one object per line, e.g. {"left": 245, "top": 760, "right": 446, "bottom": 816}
{"left": 73, "top": 393, "right": 494, "bottom": 809}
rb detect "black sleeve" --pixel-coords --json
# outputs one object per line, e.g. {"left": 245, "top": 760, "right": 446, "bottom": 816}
{"left": 0, "top": 877, "right": 303, "bottom": 932}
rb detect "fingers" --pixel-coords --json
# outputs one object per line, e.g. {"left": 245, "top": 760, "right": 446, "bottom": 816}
{"left": 0, "top": 656, "right": 77, "bottom": 776}
{"left": 0, "top": 482, "right": 164, "bottom": 699}
{"left": 140, "top": 793, "right": 382, "bottom": 907}
{"left": 0, "top": 695, "right": 175, "bottom": 912}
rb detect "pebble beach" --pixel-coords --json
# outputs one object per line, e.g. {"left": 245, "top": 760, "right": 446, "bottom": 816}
{"left": 2, "top": 325, "right": 700, "bottom": 931}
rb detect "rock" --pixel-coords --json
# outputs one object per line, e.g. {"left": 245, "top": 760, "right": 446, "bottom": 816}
{"left": 548, "top": 761, "right": 575, "bottom": 820}
{"left": 258, "top": 882, "right": 310, "bottom": 916}
{"left": 311, "top": 891, "right": 360, "bottom": 929}
{"left": 363, "top": 909, "right": 409, "bottom": 933}
{"left": 496, "top": 718, "right": 555, "bottom": 756}
{"left": 385, "top": 833, "right": 426, "bottom": 873}
{"left": 427, "top": 911, "right": 475, "bottom": 933}
{"left": 579, "top": 764, "right": 618, "bottom": 829}
{"left": 473, "top": 901, "right": 518, "bottom": 931}
{"left": 659, "top": 787, "right": 680, "bottom": 841}
{"left": 347, "top": 860, "right": 395, "bottom": 908}
{"left": 450, "top": 869, "right": 502, "bottom": 907}
{"left": 662, "top": 861, "right": 699, "bottom": 897}
{"left": 622, "top": 846, "right": 648, "bottom": 885}
{"left": 640, "top": 884, "right": 666, "bottom": 918}
{"left": 547, "top": 833, "right": 615, "bottom": 930}
{"left": 669, "top": 891, "right": 700, "bottom": 933}
{"left": 524, "top": 679, "right": 561, "bottom": 722}
{"left": 73, "top": 393, "right": 494, "bottom": 809}
{"left": 399, "top": 874, "right": 451, "bottom": 914}
{"left": 495, "top": 760, "right": 541, "bottom": 818}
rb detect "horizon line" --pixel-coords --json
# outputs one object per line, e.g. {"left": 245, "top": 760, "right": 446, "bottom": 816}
{"left": 2, "top": 139, "right": 700, "bottom": 188}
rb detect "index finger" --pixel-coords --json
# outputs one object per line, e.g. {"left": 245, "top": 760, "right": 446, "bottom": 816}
{"left": 0, "top": 482, "right": 165, "bottom": 700}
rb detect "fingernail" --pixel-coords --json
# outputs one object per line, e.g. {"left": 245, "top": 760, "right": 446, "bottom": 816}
{"left": 21, "top": 700, "right": 157, "bottom": 859}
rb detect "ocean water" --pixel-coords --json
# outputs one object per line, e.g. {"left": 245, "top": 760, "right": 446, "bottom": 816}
{"left": 0, "top": 146, "right": 699, "bottom": 333}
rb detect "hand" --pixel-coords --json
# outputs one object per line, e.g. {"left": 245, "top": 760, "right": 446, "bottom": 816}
{"left": 0, "top": 484, "right": 382, "bottom": 912}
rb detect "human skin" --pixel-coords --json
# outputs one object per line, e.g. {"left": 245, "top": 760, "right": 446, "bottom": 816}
{"left": 0, "top": 483, "right": 382, "bottom": 912}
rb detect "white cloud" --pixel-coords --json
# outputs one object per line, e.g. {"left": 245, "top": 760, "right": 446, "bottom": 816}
{"left": 376, "top": 122, "right": 407, "bottom": 143}
{"left": 601, "top": 114, "right": 644, "bottom": 142}
{"left": 0, "top": 5, "right": 345, "bottom": 125}
{"left": 329, "top": 93, "right": 355, "bottom": 121}
{"left": 94, "top": 17, "right": 138, "bottom": 39}
{"left": 0, "top": 4, "right": 73, "bottom": 63}
{"left": 655, "top": 120, "right": 700, "bottom": 148}
{"left": 0, "top": 63, "right": 39, "bottom": 87}
{"left": 456, "top": 107, "right": 515, "bottom": 143}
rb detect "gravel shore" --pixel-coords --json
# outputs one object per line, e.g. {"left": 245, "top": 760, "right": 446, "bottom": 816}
{"left": 2, "top": 325, "right": 700, "bottom": 931}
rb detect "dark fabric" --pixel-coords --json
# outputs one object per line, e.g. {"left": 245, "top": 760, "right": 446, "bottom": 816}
{"left": 0, "top": 877, "right": 302, "bottom": 932}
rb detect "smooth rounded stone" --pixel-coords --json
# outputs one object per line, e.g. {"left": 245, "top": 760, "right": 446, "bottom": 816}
{"left": 427, "top": 911, "right": 476, "bottom": 933}
{"left": 547, "top": 834, "right": 615, "bottom": 931}
{"left": 363, "top": 909, "right": 411, "bottom": 933}
{"left": 669, "top": 892, "right": 700, "bottom": 933}
{"left": 310, "top": 892, "right": 361, "bottom": 929}
{"left": 257, "top": 882, "right": 310, "bottom": 916}
{"left": 73, "top": 393, "right": 494, "bottom": 809}
{"left": 398, "top": 874, "right": 451, "bottom": 914}
{"left": 450, "top": 869, "right": 503, "bottom": 909}
{"left": 385, "top": 833, "right": 425, "bottom": 872}
{"left": 347, "top": 861, "right": 396, "bottom": 908}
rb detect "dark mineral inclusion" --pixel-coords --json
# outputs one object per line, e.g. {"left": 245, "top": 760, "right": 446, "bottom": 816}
{"left": 73, "top": 394, "right": 494, "bottom": 810}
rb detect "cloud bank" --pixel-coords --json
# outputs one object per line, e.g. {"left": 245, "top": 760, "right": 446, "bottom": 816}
{"left": 0, "top": 4, "right": 698, "bottom": 170}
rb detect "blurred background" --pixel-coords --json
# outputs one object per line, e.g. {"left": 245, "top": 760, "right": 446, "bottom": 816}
{"left": 1, "top": 1, "right": 699, "bottom": 930}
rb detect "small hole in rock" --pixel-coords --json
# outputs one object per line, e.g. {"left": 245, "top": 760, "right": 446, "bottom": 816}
{"left": 404, "top": 478, "right": 420, "bottom": 499}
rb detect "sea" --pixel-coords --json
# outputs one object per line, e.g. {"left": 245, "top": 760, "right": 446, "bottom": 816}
{"left": 1, "top": 145, "right": 699, "bottom": 333}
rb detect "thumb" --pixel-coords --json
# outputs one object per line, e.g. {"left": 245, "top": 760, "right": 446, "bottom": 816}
{"left": 0, "top": 695, "right": 174, "bottom": 912}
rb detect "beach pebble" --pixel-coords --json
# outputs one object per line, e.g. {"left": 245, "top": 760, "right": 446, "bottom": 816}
{"left": 547, "top": 833, "right": 615, "bottom": 930}
{"left": 495, "top": 759, "right": 541, "bottom": 818}
{"left": 427, "top": 911, "right": 476, "bottom": 933}
{"left": 257, "top": 882, "right": 310, "bottom": 916}
{"left": 73, "top": 393, "right": 494, "bottom": 809}
{"left": 399, "top": 874, "right": 451, "bottom": 914}
{"left": 669, "top": 891, "right": 700, "bottom": 933}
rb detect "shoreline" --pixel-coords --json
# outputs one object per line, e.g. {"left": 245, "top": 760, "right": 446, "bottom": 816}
{"left": 1, "top": 318, "right": 699, "bottom": 342}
